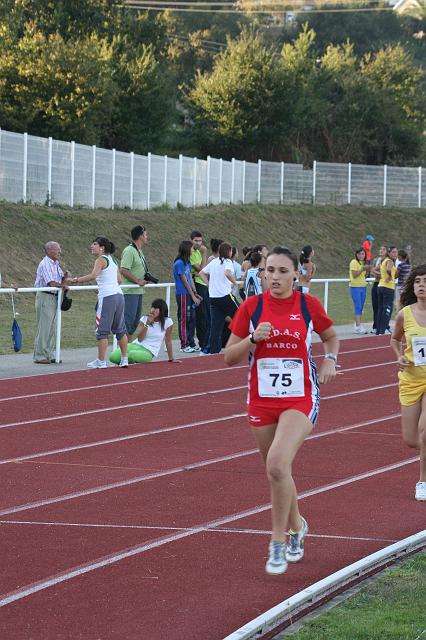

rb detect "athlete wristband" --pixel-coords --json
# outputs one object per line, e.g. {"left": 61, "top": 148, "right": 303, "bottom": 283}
{"left": 249, "top": 332, "right": 257, "bottom": 344}
{"left": 324, "top": 353, "right": 337, "bottom": 363}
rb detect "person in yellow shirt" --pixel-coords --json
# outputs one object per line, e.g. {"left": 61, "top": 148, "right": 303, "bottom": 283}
{"left": 376, "top": 246, "right": 398, "bottom": 335}
{"left": 390, "top": 264, "right": 426, "bottom": 501}
{"left": 349, "top": 248, "right": 369, "bottom": 334}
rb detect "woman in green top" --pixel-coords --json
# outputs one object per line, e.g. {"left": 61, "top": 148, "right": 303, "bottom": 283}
{"left": 349, "top": 248, "right": 369, "bottom": 334}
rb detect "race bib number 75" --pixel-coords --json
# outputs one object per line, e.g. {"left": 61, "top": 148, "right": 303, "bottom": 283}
{"left": 257, "top": 358, "right": 305, "bottom": 398}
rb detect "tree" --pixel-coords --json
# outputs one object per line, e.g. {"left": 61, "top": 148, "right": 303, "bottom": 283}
{"left": 186, "top": 29, "right": 286, "bottom": 159}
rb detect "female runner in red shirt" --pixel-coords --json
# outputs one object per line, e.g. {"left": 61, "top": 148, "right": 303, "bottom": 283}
{"left": 224, "top": 246, "right": 338, "bottom": 575}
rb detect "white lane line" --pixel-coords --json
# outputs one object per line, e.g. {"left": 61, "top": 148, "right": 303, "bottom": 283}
{"left": 0, "top": 520, "right": 397, "bottom": 543}
{"left": 0, "top": 385, "right": 245, "bottom": 431}
{"left": 210, "top": 528, "right": 397, "bottom": 543}
{"left": 0, "top": 413, "right": 402, "bottom": 515}
{"left": 0, "top": 365, "right": 245, "bottom": 403}
{"left": 0, "top": 344, "right": 391, "bottom": 403}
{"left": 0, "top": 448, "right": 258, "bottom": 517}
{"left": 0, "top": 407, "right": 401, "bottom": 467}
{"left": 0, "top": 381, "right": 398, "bottom": 432}
{"left": 0, "top": 455, "right": 417, "bottom": 608}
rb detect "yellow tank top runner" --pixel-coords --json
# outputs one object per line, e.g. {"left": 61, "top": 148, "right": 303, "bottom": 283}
{"left": 400, "top": 305, "right": 426, "bottom": 382}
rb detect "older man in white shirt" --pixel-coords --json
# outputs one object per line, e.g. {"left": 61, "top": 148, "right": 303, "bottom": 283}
{"left": 33, "top": 241, "right": 67, "bottom": 364}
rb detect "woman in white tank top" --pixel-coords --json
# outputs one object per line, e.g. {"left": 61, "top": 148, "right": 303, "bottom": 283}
{"left": 70, "top": 237, "right": 128, "bottom": 369}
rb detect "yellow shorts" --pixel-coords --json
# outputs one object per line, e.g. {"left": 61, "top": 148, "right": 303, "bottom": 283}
{"left": 399, "top": 377, "right": 426, "bottom": 406}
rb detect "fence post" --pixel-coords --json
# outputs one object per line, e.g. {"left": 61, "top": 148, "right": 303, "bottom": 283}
{"left": 206, "top": 155, "right": 211, "bottom": 205}
{"left": 130, "top": 151, "right": 134, "bottom": 210}
{"left": 312, "top": 160, "right": 317, "bottom": 204}
{"left": 347, "top": 162, "right": 352, "bottom": 205}
{"left": 257, "top": 159, "right": 261, "bottom": 203}
{"left": 231, "top": 158, "right": 235, "bottom": 204}
{"left": 70, "top": 141, "right": 75, "bottom": 208}
{"left": 23, "top": 132, "right": 28, "bottom": 203}
{"left": 219, "top": 158, "right": 223, "bottom": 203}
{"left": 193, "top": 156, "right": 197, "bottom": 207}
{"left": 55, "top": 292, "right": 62, "bottom": 363}
{"left": 147, "top": 152, "right": 151, "bottom": 210}
{"left": 418, "top": 167, "right": 422, "bottom": 209}
{"left": 47, "top": 136, "right": 53, "bottom": 206}
{"left": 383, "top": 164, "right": 387, "bottom": 206}
{"left": 242, "top": 160, "right": 246, "bottom": 205}
{"left": 111, "top": 148, "right": 116, "bottom": 210}
{"left": 323, "top": 281, "right": 329, "bottom": 313}
{"left": 91, "top": 145, "right": 96, "bottom": 209}
{"left": 178, "top": 154, "right": 183, "bottom": 204}
{"left": 280, "top": 161, "right": 284, "bottom": 204}
{"left": 165, "top": 284, "right": 171, "bottom": 319}
{"left": 163, "top": 155, "right": 168, "bottom": 205}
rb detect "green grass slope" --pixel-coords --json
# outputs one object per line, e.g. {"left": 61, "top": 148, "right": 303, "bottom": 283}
{"left": 1, "top": 202, "right": 425, "bottom": 285}
{"left": 0, "top": 202, "right": 425, "bottom": 354}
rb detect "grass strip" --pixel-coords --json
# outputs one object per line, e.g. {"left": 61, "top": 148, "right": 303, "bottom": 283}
{"left": 278, "top": 552, "right": 426, "bottom": 640}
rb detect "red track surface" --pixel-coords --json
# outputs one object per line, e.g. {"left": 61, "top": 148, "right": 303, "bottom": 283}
{"left": 0, "top": 336, "right": 424, "bottom": 639}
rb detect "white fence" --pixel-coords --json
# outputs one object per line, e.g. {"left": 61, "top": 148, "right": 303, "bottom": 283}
{"left": 0, "top": 278, "right": 355, "bottom": 363}
{"left": 0, "top": 128, "right": 424, "bottom": 209}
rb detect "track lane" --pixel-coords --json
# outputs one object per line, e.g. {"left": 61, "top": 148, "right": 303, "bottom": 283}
{"left": 0, "top": 463, "right": 422, "bottom": 640}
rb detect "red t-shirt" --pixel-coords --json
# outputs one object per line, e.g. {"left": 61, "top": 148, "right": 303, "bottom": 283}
{"left": 362, "top": 240, "right": 372, "bottom": 261}
{"left": 230, "top": 290, "right": 333, "bottom": 409}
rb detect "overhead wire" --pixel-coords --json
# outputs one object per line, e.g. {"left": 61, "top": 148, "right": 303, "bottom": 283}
{"left": 124, "top": 3, "right": 395, "bottom": 14}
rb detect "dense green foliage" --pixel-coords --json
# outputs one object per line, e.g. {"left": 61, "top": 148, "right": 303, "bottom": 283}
{"left": 0, "top": 0, "right": 425, "bottom": 163}
{"left": 187, "top": 27, "right": 426, "bottom": 164}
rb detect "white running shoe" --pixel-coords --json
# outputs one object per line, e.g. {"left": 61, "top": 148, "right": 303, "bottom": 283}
{"left": 87, "top": 358, "right": 107, "bottom": 369}
{"left": 265, "top": 541, "right": 288, "bottom": 575}
{"left": 192, "top": 346, "right": 202, "bottom": 352}
{"left": 119, "top": 356, "right": 129, "bottom": 368}
{"left": 286, "top": 517, "right": 309, "bottom": 563}
{"left": 354, "top": 325, "right": 367, "bottom": 334}
{"left": 180, "top": 346, "right": 196, "bottom": 353}
{"left": 415, "top": 481, "right": 426, "bottom": 501}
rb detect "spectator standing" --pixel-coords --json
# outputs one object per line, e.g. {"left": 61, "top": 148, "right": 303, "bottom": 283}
{"left": 207, "top": 238, "right": 223, "bottom": 264}
{"left": 362, "top": 234, "right": 375, "bottom": 267}
{"left": 245, "top": 252, "right": 267, "bottom": 298}
{"left": 349, "top": 248, "right": 369, "bottom": 334}
{"left": 71, "top": 237, "right": 128, "bottom": 368}
{"left": 173, "top": 240, "right": 201, "bottom": 353}
{"left": 190, "top": 230, "right": 210, "bottom": 351}
{"left": 298, "top": 245, "right": 316, "bottom": 293}
{"left": 33, "top": 241, "right": 68, "bottom": 364}
{"left": 376, "top": 246, "right": 398, "bottom": 335}
{"left": 396, "top": 250, "right": 411, "bottom": 310}
{"left": 231, "top": 246, "right": 243, "bottom": 300}
{"left": 390, "top": 265, "right": 426, "bottom": 501}
{"left": 120, "top": 225, "right": 148, "bottom": 339}
{"left": 371, "top": 245, "right": 387, "bottom": 333}
{"left": 200, "top": 242, "right": 239, "bottom": 354}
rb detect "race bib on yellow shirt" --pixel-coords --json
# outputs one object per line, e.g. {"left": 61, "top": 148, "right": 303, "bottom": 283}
{"left": 412, "top": 336, "right": 426, "bottom": 366}
{"left": 257, "top": 358, "right": 305, "bottom": 397}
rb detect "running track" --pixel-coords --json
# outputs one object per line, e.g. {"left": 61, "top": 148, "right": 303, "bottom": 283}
{"left": 0, "top": 336, "right": 424, "bottom": 639}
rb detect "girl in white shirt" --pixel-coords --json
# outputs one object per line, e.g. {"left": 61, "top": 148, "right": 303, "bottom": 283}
{"left": 71, "top": 237, "right": 128, "bottom": 369}
{"left": 200, "top": 242, "right": 239, "bottom": 354}
{"left": 110, "top": 299, "right": 174, "bottom": 364}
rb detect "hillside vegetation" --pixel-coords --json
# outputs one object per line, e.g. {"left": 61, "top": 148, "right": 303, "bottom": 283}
{"left": 1, "top": 201, "right": 425, "bottom": 355}
{"left": 1, "top": 202, "right": 425, "bottom": 286}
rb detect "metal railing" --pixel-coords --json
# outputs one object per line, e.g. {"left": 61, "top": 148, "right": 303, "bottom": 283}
{"left": 0, "top": 127, "right": 424, "bottom": 209}
{"left": 0, "top": 278, "right": 360, "bottom": 362}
